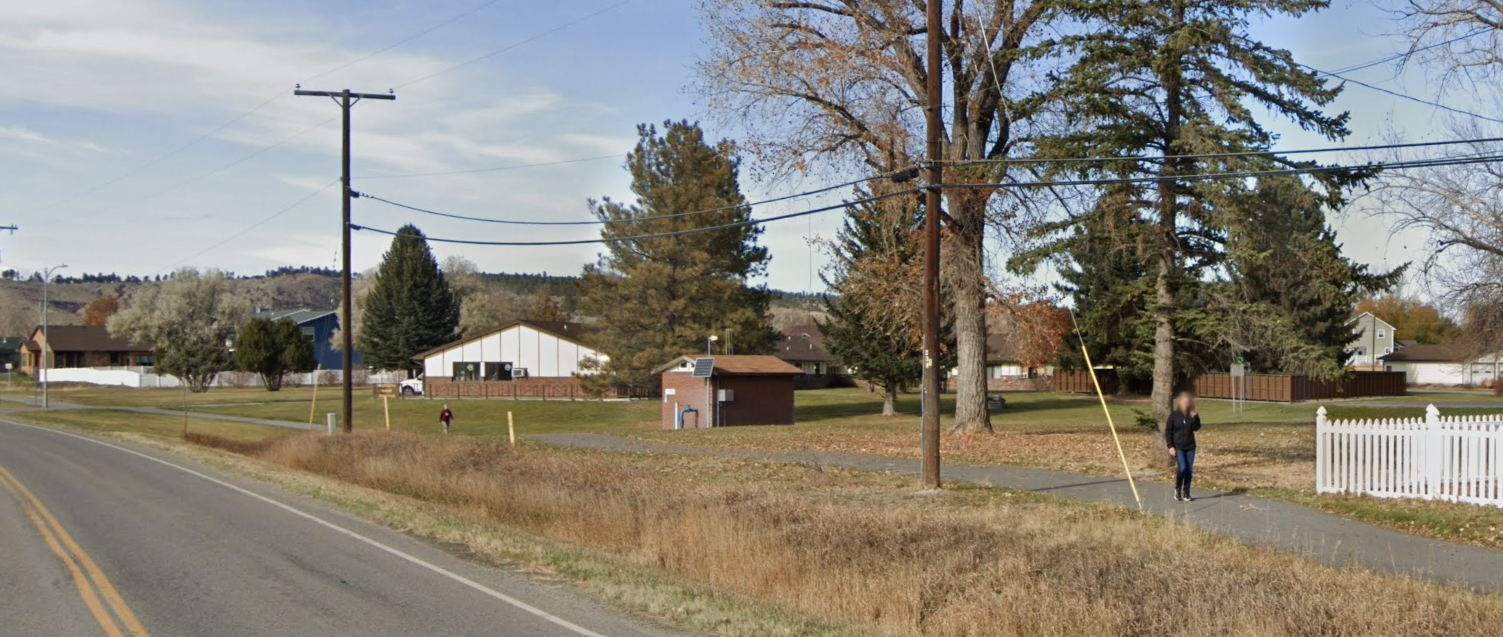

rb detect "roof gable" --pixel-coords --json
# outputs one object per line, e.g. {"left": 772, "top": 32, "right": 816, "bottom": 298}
{"left": 414, "top": 320, "right": 599, "bottom": 360}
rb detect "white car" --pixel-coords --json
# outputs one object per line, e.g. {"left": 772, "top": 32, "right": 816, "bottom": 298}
{"left": 399, "top": 377, "right": 424, "bottom": 396}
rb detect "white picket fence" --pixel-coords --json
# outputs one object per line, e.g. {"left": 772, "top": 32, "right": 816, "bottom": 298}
{"left": 40, "top": 367, "right": 405, "bottom": 389}
{"left": 1316, "top": 405, "right": 1503, "bottom": 507}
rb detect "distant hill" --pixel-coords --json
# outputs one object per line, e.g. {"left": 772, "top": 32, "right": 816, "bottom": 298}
{"left": 0, "top": 266, "right": 829, "bottom": 338}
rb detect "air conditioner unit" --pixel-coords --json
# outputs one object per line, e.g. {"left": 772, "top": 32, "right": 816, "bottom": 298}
{"left": 717, "top": 389, "right": 734, "bottom": 402}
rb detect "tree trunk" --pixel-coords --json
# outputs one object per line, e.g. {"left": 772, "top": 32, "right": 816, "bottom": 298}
{"left": 1151, "top": 254, "right": 1175, "bottom": 448}
{"left": 1152, "top": 0, "right": 1186, "bottom": 458}
{"left": 265, "top": 372, "right": 283, "bottom": 392}
{"left": 881, "top": 383, "right": 898, "bottom": 417}
{"left": 949, "top": 202, "right": 992, "bottom": 434}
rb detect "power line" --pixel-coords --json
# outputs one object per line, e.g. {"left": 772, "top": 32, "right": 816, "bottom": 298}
{"left": 300, "top": 0, "right": 507, "bottom": 85}
{"left": 352, "top": 150, "right": 1503, "bottom": 248}
{"left": 940, "top": 152, "right": 1503, "bottom": 191}
{"left": 354, "top": 172, "right": 897, "bottom": 225}
{"left": 351, "top": 189, "right": 917, "bottom": 246}
{"left": 158, "top": 179, "right": 341, "bottom": 273}
{"left": 1330, "top": 28, "right": 1489, "bottom": 75}
{"left": 355, "top": 154, "right": 621, "bottom": 179}
{"left": 945, "top": 135, "right": 1503, "bottom": 166}
{"left": 396, "top": 0, "right": 633, "bottom": 89}
{"left": 1216, "top": 30, "right": 1503, "bottom": 127}
{"left": 38, "top": 1, "right": 505, "bottom": 213}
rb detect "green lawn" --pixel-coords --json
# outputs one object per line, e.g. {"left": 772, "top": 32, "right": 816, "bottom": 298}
{"left": 10, "top": 408, "right": 286, "bottom": 441}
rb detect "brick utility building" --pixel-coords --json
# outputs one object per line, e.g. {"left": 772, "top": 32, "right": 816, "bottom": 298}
{"left": 656, "top": 355, "right": 801, "bottom": 429}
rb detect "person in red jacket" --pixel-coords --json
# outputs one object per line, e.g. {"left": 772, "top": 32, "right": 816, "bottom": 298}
{"left": 439, "top": 405, "right": 454, "bottom": 435}
{"left": 1166, "top": 391, "right": 1202, "bottom": 502}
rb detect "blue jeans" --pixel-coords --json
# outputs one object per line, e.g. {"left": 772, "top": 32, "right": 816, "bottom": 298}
{"left": 1175, "top": 449, "right": 1196, "bottom": 493}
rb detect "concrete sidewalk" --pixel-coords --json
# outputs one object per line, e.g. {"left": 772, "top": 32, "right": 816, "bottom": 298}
{"left": 531, "top": 432, "right": 1503, "bottom": 593}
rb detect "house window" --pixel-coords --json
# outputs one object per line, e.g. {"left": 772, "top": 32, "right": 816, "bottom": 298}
{"left": 136, "top": 354, "right": 154, "bottom": 367}
{"left": 483, "top": 362, "right": 514, "bottom": 381}
{"left": 1377, "top": 329, "right": 1386, "bottom": 339}
{"left": 453, "top": 362, "right": 481, "bottom": 382}
{"left": 301, "top": 326, "right": 316, "bottom": 342}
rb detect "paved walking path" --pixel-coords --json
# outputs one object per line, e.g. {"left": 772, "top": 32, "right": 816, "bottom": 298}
{"left": 531, "top": 432, "right": 1503, "bottom": 593}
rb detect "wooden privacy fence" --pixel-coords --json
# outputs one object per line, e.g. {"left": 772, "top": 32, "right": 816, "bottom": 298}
{"left": 1055, "top": 369, "right": 1406, "bottom": 402}
{"left": 1316, "top": 405, "right": 1503, "bottom": 507}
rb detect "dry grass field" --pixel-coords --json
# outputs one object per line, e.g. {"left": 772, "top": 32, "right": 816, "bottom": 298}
{"left": 184, "top": 429, "right": 1503, "bottom": 637}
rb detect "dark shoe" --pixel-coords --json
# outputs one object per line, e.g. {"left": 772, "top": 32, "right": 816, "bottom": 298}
{"left": 1183, "top": 490, "right": 1193, "bottom": 502}
{"left": 1174, "top": 488, "right": 1184, "bottom": 502}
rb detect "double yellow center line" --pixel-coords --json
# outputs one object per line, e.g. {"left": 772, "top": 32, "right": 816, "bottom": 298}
{"left": 0, "top": 464, "right": 152, "bottom": 637}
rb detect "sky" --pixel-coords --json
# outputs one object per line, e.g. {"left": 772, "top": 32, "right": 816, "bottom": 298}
{"left": 0, "top": 0, "right": 1488, "bottom": 296}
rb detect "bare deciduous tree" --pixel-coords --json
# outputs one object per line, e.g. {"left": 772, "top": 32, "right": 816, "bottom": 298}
{"left": 1373, "top": 132, "right": 1503, "bottom": 353}
{"left": 699, "top": 0, "right": 1058, "bottom": 432}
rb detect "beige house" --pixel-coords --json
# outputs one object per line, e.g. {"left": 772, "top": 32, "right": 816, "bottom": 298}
{"left": 21, "top": 325, "right": 153, "bottom": 376}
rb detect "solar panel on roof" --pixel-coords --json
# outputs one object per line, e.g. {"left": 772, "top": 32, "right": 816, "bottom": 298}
{"left": 691, "top": 357, "right": 715, "bottom": 378}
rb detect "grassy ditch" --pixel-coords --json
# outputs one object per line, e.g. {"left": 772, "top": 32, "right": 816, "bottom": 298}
{"left": 189, "top": 429, "right": 1503, "bottom": 637}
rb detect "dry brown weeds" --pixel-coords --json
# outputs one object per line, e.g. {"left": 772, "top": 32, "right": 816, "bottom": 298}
{"left": 194, "top": 431, "right": 1503, "bottom": 636}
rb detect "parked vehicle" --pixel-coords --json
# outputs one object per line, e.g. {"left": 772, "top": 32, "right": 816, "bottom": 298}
{"left": 399, "top": 377, "right": 424, "bottom": 396}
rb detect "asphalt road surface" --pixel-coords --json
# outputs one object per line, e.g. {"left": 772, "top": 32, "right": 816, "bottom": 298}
{"left": 0, "top": 419, "right": 695, "bottom": 637}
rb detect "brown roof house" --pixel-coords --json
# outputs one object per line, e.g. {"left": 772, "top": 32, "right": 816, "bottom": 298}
{"left": 774, "top": 324, "right": 852, "bottom": 389}
{"left": 656, "top": 355, "right": 801, "bottom": 429}
{"left": 21, "top": 325, "right": 154, "bottom": 376}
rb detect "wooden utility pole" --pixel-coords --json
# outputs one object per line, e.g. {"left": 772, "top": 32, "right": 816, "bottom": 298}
{"left": 920, "top": 0, "right": 943, "bottom": 489}
{"left": 294, "top": 86, "right": 395, "bottom": 433}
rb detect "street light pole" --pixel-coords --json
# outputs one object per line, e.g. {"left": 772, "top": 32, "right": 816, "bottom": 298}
{"left": 40, "top": 264, "right": 67, "bottom": 409}
{"left": 706, "top": 335, "right": 718, "bottom": 356}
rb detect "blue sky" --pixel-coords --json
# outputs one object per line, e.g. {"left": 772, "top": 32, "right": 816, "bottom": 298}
{"left": 0, "top": 0, "right": 1484, "bottom": 294}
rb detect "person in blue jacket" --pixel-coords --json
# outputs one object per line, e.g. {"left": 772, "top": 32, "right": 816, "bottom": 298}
{"left": 1165, "top": 391, "right": 1202, "bottom": 502}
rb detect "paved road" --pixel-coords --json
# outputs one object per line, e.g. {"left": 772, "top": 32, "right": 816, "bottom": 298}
{"left": 532, "top": 433, "right": 1503, "bottom": 593}
{"left": 0, "top": 419, "right": 696, "bottom": 637}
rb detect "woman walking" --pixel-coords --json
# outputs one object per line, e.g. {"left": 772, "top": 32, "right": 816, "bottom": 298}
{"left": 1165, "top": 391, "right": 1202, "bottom": 502}
{"left": 439, "top": 404, "right": 454, "bottom": 435}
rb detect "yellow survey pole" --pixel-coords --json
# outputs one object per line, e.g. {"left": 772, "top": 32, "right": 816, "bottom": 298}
{"left": 308, "top": 366, "right": 322, "bottom": 430}
{"left": 383, "top": 395, "right": 391, "bottom": 431}
{"left": 1079, "top": 344, "right": 1142, "bottom": 510}
{"left": 507, "top": 411, "right": 516, "bottom": 447}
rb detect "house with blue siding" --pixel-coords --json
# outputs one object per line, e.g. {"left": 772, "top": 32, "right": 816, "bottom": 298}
{"left": 256, "top": 309, "right": 361, "bottom": 370}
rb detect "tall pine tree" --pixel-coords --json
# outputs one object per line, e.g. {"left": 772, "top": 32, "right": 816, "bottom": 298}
{"left": 579, "top": 121, "right": 777, "bottom": 390}
{"left": 1030, "top": 0, "right": 1355, "bottom": 433}
{"left": 358, "top": 225, "right": 461, "bottom": 375}
{"left": 821, "top": 191, "right": 928, "bottom": 417}
{"left": 1218, "top": 176, "right": 1400, "bottom": 375}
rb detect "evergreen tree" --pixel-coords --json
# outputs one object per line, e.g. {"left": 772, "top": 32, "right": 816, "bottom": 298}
{"left": 358, "top": 225, "right": 461, "bottom": 375}
{"left": 1219, "top": 177, "right": 1400, "bottom": 374}
{"left": 578, "top": 120, "right": 778, "bottom": 390}
{"left": 1028, "top": 0, "right": 1356, "bottom": 431}
{"left": 234, "top": 317, "right": 316, "bottom": 391}
{"left": 821, "top": 192, "right": 927, "bottom": 417}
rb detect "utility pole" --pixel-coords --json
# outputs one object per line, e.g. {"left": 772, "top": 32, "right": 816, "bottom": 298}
{"left": 0, "top": 225, "right": 16, "bottom": 406}
{"left": 295, "top": 86, "right": 395, "bottom": 433}
{"left": 920, "top": 0, "right": 943, "bottom": 489}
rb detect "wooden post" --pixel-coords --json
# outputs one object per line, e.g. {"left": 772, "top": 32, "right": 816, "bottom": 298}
{"left": 308, "top": 366, "right": 322, "bottom": 430}
{"left": 507, "top": 411, "right": 515, "bottom": 447}
{"left": 383, "top": 395, "right": 391, "bottom": 431}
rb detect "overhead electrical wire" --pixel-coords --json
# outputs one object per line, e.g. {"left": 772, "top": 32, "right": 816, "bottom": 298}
{"left": 395, "top": 0, "right": 633, "bottom": 88}
{"left": 350, "top": 149, "right": 1503, "bottom": 247}
{"left": 942, "top": 135, "right": 1503, "bottom": 167}
{"left": 1329, "top": 27, "right": 1489, "bottom": 74}
{"left": 354, "top": 171, "right": 905, "bottom": 225}
{"left": 351, "top": 189, "right": 919, "bottom": 246}
{"left": 158, "top": 178, "right": 342, "bottom": 274}
{"left": 37, "top": 0, "right": 510, "bottom": 213}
